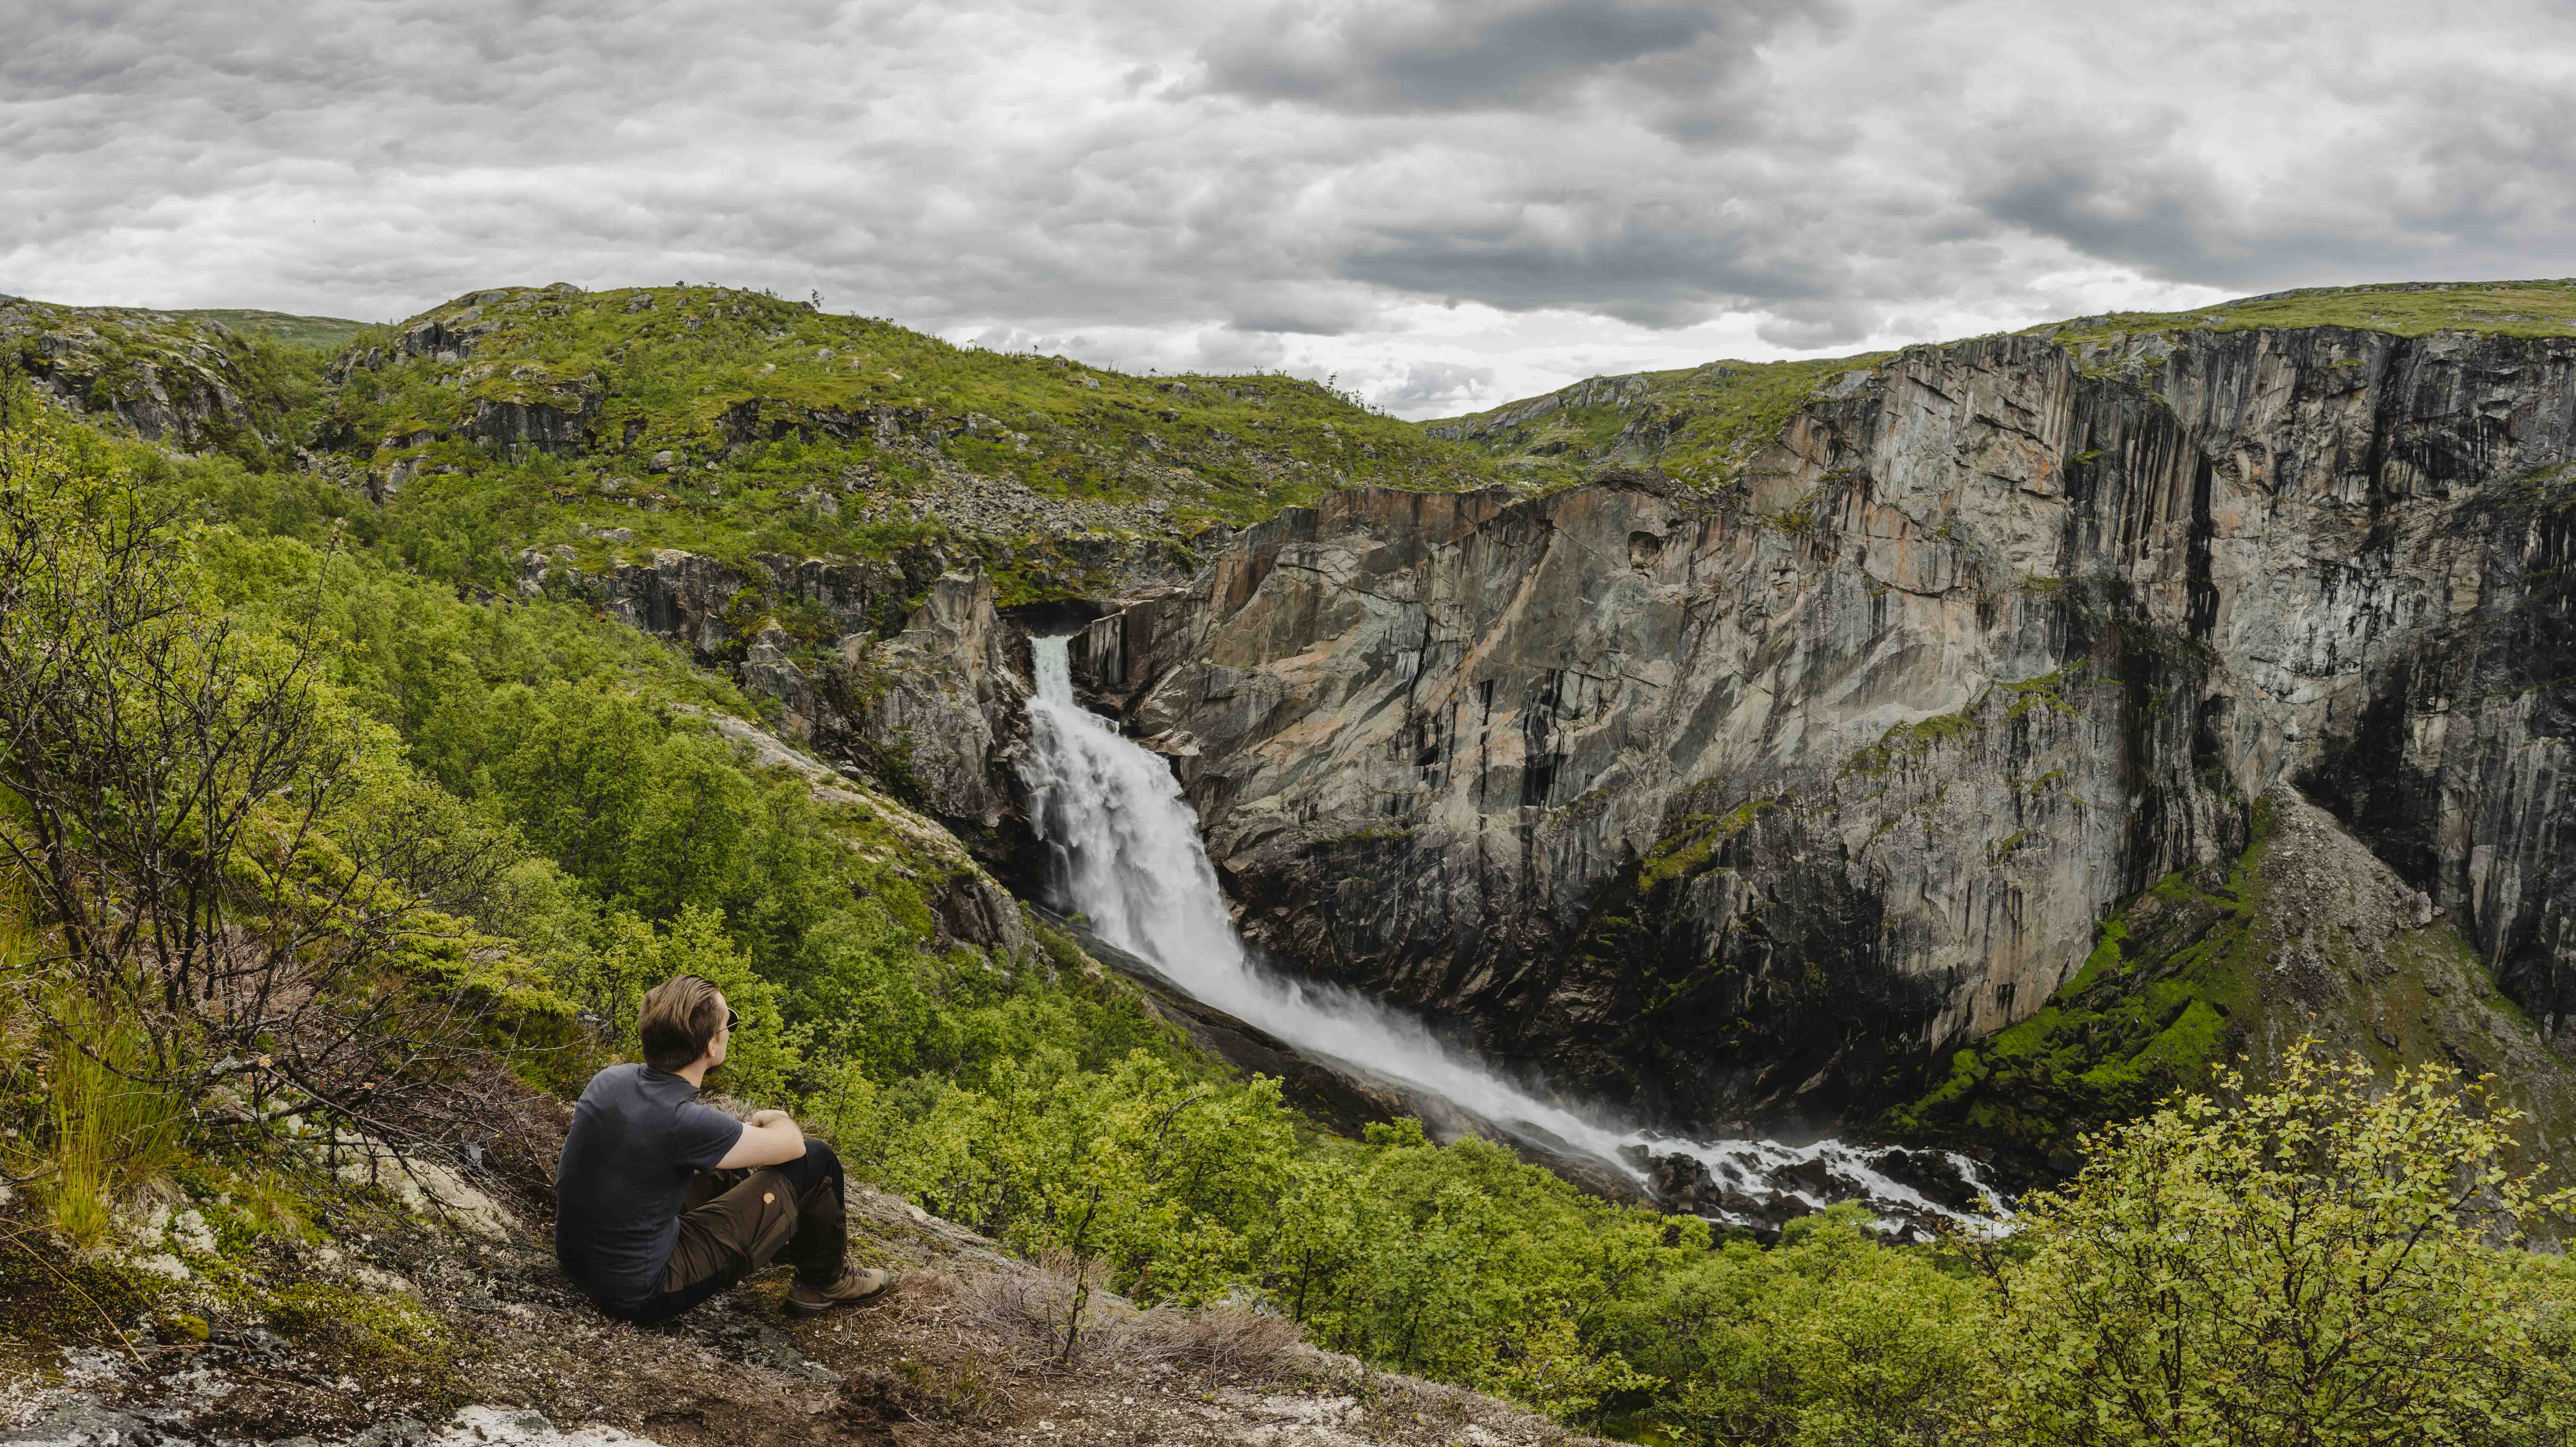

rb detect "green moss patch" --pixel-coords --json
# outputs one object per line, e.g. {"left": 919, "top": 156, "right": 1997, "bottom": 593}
{"left": 266, "top": 1280, "right": 454, "bottom": 1372}
{"left": 1638, "top": 798, "right": 1775, "bottom": 890}
{"left": 1841, "top": 666, "right": 2092, "bottom": 780}
{"left": 1883, "top": 801, "right": 2278, "bottom": 1163}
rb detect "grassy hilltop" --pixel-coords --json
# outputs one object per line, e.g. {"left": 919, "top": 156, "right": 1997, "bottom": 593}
{"left": 1425, "top": 276, "right": 2576, "bottom": 490}
{"left": 308, "top": 282, "right": 1496, "bottom": 602}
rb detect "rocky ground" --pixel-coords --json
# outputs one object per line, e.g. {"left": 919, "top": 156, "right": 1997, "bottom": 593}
{"left": 0, "top": 1125, "right": 1585, "bottom": 1447}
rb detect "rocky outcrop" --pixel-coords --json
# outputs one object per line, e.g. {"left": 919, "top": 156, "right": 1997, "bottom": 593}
{"left": 1, "top": 296, "right": 286, "bottom": 454}
{"left": 1425, "top": 372, "right": 1658, "bottom": 443}
{"left": 826, "top": 572, "right": 1032, "bottom": 831}
{"left": 521, "top": 544, "right": 935, "bottom": 663}
{"left": 1092, "top": 325, "right": 2576, "bottom": 1132}
{"left": 519, "top": 545, "right": 1036, "bottom": 843}
{"left": 325, "top": 288, "right": 572, "bottom": 378}
{"left": 461, "top": 393, "right": 596, "bottom": 455}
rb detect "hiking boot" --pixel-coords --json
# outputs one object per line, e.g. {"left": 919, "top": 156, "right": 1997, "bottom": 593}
{"left": 785, "top": 1265, "right": 891, "bottom": 1315}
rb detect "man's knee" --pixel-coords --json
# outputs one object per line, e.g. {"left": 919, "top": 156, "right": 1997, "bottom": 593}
{"left": 781, "top": 1138, "right": 842, "bottom": 1201}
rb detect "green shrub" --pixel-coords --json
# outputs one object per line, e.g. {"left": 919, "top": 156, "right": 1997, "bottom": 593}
{"left": 1598, "top": 1206, "right": 1981, "bottom": 1446}
{"left": 1967, "top": 1046, "right": 2576, "bottom": 1445}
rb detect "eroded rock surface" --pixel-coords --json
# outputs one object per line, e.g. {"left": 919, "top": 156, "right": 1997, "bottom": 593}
{"left": 828, "top": 571, "right": 1031, "bottom": 831}
{"left": 1, "top": 296, "right": 288, "bottom": 454}
{"left": 519, "top": 546, "right": 1037, "bottom": 843}
{"left": 1092, "top": 326, "right": 2576, "bottom": 1130}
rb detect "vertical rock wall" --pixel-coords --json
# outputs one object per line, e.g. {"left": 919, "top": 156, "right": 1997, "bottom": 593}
{"left": 1103, "top": 326, "right": 2576, "bottom": 1129}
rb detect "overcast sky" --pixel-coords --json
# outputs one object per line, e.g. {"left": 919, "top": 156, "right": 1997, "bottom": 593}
{"left": 10, "top": 0, "right": 2576, "bottom": 417}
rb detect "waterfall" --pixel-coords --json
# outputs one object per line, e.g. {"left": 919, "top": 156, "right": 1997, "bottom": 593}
{"left": 1019, "top": 633, "right": 2002, "bottom": 1232}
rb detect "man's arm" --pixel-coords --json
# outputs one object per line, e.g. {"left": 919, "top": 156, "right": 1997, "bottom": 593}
{"left": 714, "top": 1108, "right": 806, "bottom": 1169}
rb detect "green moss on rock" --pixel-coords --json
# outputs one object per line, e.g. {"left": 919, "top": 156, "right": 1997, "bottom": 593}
{"left": 1883, "top": 802, "right": 2277, "bottom": 1165}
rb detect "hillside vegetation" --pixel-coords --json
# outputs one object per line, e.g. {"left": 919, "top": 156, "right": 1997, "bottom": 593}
{"left": 0, "top": 294, "right": 335, "bottom": 470}
{"left": 0, "top": 362, "right": 1937, "bottom": 1440}
{"left": 2029, "top": 275, "right": 2576, "bottom": 347}
{"left": 176, "top": 307, "right": 375, "bottom": 353}
{"left": 11, "top": 280, "right": 2576, "bottom": 1441}
{"left": 305, "top": 283, "right": 1496, "bottom": 605}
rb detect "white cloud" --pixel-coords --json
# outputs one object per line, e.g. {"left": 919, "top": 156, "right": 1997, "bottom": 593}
{"left": 5, "top": 0, "right": 2574, "bottom": 418}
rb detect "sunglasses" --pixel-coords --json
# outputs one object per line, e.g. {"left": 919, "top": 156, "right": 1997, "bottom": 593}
{"left": 725, "top": 1007, "right": 740, "bottom": 1033}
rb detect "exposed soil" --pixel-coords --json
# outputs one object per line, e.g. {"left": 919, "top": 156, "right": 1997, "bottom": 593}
{"left": 1, "top": 1135, "right": 1588, "bottom": 1447}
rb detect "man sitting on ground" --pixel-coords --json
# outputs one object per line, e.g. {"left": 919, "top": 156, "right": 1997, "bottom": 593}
{"left": 555, "top": 974, "right": 889, "bottom": 1322}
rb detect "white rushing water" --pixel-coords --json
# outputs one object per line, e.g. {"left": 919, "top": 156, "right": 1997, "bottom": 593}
{"left": 1020, "top": 634, "right": 2003, "bottom": 1231}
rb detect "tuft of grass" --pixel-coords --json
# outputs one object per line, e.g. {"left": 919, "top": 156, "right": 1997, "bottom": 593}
{"left": 39, "top": 991, "right": 189, "bottom": 1246}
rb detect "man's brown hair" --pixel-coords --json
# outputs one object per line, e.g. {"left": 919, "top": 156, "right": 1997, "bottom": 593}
{"left": 638, "top": 975, "right": 726, "bottom": 1073}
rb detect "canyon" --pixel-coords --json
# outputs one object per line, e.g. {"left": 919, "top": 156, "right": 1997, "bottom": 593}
{"left": 47, "top": 279, "right": 2569, "bottom": 1148}
{"left": 595, "top": 319, "right": 2576, "bottom": 1139}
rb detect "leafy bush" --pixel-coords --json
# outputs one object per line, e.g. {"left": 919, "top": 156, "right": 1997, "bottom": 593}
{"left": 1967, "top": 1046, "right": 2576, "bottom": 1446}
{"left": 0, "top": 377, "right": 529, "bottom": 1147}
{"left": 1599, "top": 1205, "right": 1981, "bottom": 1446}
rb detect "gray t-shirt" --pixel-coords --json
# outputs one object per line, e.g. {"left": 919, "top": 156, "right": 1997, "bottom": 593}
{"left": 554, "top": 1063, "right": 744, "bottom": 1309}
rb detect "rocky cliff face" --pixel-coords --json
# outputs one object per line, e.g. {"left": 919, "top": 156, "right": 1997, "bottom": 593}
{"left": 2, "top": 296, "right": 293, "bottom": 456}
{"left": 826, "top": 571, "right": 1032, "bottom": 833}
{"left": 1090, "top": 325, "right": 2576, "bottom": 1131}
{"left": 520, "top": 543, "right": 1038, "bottom": 848}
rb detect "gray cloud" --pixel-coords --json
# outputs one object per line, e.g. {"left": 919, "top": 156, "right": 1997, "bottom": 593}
{"left": 5, "top": 0, "right": 2576, "bottom": 412}
{"left": 1196, "top": 0, "right": 1812, "bottom": 113}
{"left": 1377, "top": 360, "right": 1498, "bottom": 411}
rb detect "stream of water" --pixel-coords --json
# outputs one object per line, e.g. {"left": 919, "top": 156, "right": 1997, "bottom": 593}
{"left": 1020, "top": 634, "right": 2002, "bottom": 1233}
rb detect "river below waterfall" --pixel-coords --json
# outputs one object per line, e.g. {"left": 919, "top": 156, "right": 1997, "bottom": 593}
{"left": 1018, "top": 633, "right": 2003, "bottom": 1237}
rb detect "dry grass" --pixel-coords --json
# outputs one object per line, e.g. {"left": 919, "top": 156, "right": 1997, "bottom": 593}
{"left": 947, "top": 1258, "right": 1302, "bottom": 1378}
{"left": 1123, "top": 1301, "right": 1307, "bottom": 1376}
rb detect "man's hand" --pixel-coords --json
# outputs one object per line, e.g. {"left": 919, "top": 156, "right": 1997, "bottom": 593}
{"left": 715, "top": 1109, "right": 807, "bottom": 1169}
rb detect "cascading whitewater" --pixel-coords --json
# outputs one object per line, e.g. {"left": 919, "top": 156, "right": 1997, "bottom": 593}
{"left": 1020, "top": 634, "right": 2000, "bottom": 1230}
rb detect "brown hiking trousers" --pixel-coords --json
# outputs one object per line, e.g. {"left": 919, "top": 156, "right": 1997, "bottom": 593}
{"left": 617, "top": 1139, "right": 848, "bottom": 1323}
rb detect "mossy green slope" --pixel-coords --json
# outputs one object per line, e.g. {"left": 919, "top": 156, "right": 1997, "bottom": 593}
{"left": 1421, "top": 355, "right": 1881, "bottom": 492}
{"left": 2028, "top": 276, "right": 2576, "bottom": 348}
{"left": 175, "top": 307, "right": 375, "bottom": 353}
{"left": 313, "top": 283, "right": 1500, "bottom": 600}
{"left": 1887, "top": 791, "right": 2576, "bottom": 1176}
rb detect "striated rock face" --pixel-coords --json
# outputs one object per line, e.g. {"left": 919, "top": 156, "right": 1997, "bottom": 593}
{"left": 1098, "top": 325, "right": 2576, "bottom": 1131}
{"left": 826, "top": 572, "right": 1032, "bottom": 831}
